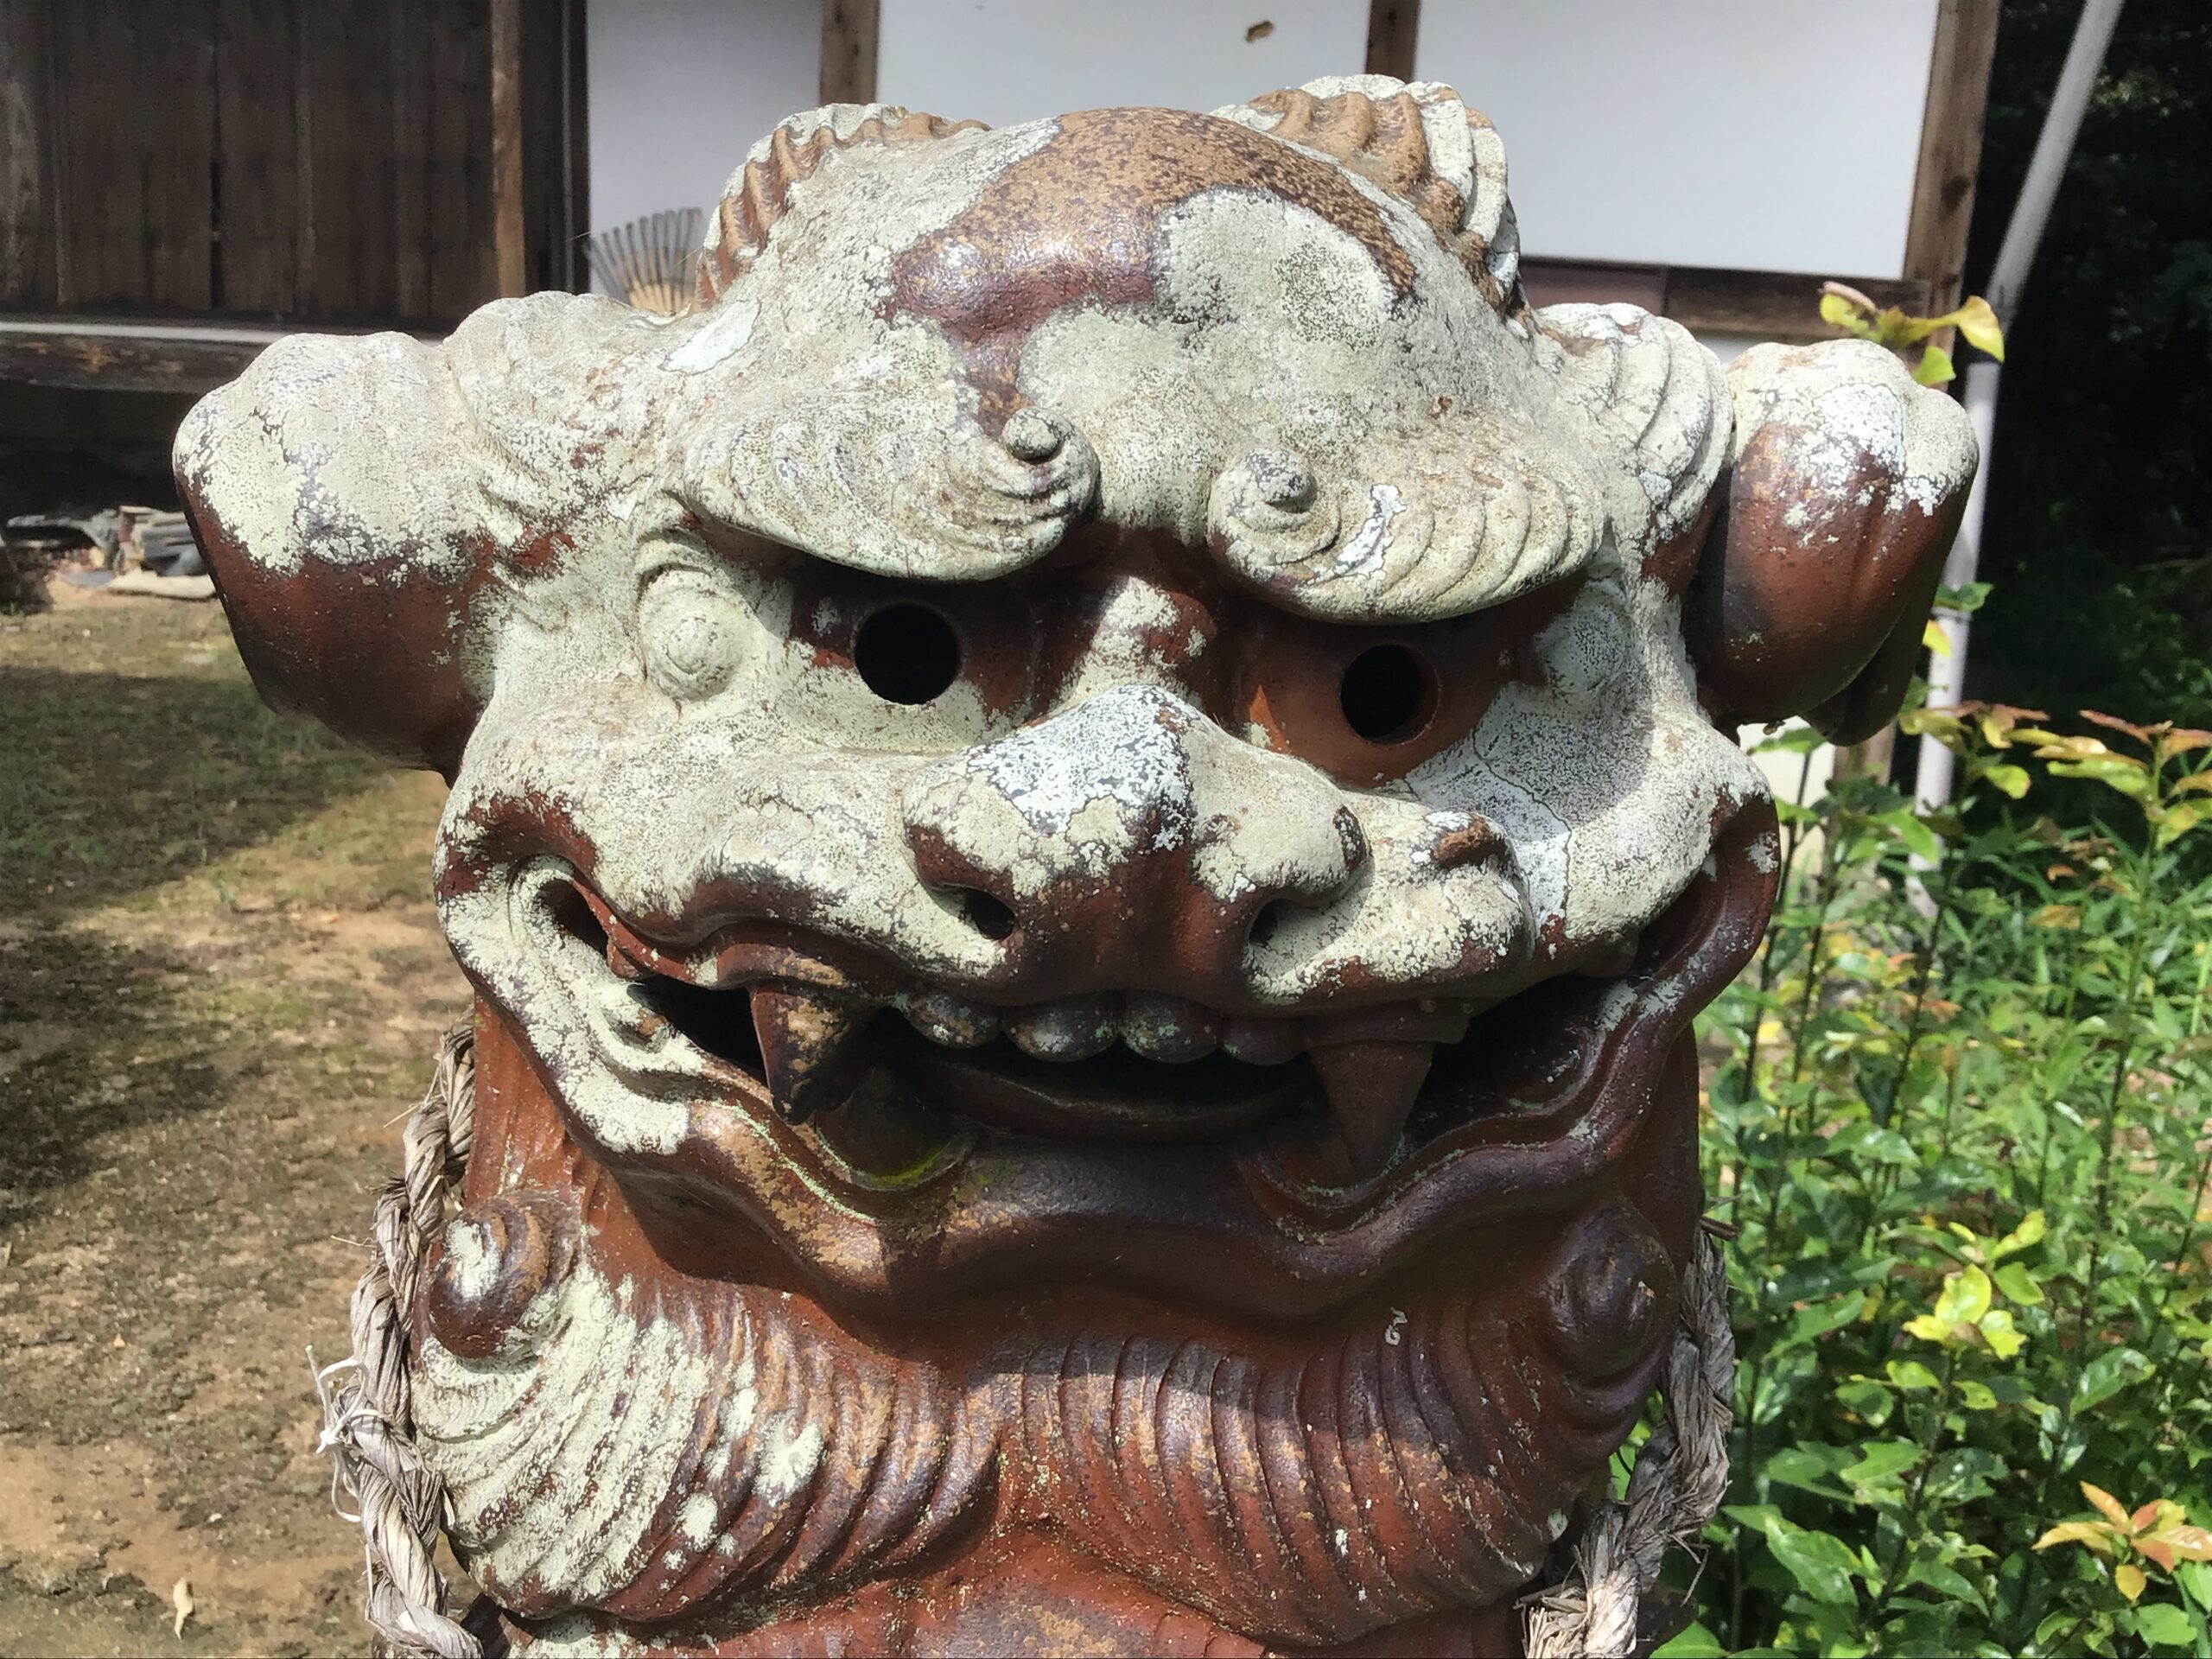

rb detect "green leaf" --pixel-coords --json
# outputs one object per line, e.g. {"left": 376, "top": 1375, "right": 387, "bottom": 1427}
{"left": 1936, "top": 580, "right": 1994, "bottom": 614}
{"left": 2157, "top": 802, "right": 2206, "bottom": 849}
{"left": 1840, "top": 1438, "right": 1923, "bottom": 1490}
{"left": 2074, "top": 1346, "right": 2155, "bottom": 1413}
{"left": 1878, "top": 808, "right": 1946, "bottom": 863}
{"left": 1925, "top": 1445, "right": 2007, "bottom": 1503}
{"left": 1950, "top": 294, "right": 2006, "bottom": 359}
{"left": 1777, "top": 1290, "right": 1870, "bottom": 1353}
{"left": 1652, "top": 1620, "right": 1726, "bottom": 1658}
{"left": 1991, "top": 1211, "right": 2048, "bottom": 1261}
{"left": 2177, "top": 1559, "right": 2212, "bottom": 1611}
{"left": 1836, "top": 1378, "right": 1896, "bottom": 1426}
{"left": 1724, "top": 1506, "right": 1867, "bottom": 1605}
{"left": 1978, "top": 1306, "right": 2026, "bottom": 1359}
{"left": 2049, "top": 755, "right": 2155, "bottom": 800}
{"left": 1994, "top": 1262, "right": 2046, "bottom": 1306}
{"left": 1914, "top": 342, "right": 1958, "bottom": 386}
{"left": 1957, "top": 1377, "right": 2001, "bottom": 1410}
{"left": 1904, "top": 1556, "right": 1990, "bottom": 1614}
{"left": 2127, "top": 1600, "right": 2197, "bottom": 1649}
{"left": 1910, "top": 1263, "right": 1993, "bottom": 1343}
{"left": 1820, "top": 291, "right": 1867, "bottom": 330}
{"left": 1827, "top": 1122, "right": 1921, "bottom": 1166}
{"left": 1984, "top": 762, "right": 2032, "bottom": 799}
{"left": 1767, "top": 1443, "right": 1856, "bottom": 1501}
{"left": 1889, "top": 1358, "right": 1942, "bottom": 1390}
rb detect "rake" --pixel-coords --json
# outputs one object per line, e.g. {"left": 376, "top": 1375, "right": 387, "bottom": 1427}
{"left": 584, "top": 207, "right": 703, "bottom": 316}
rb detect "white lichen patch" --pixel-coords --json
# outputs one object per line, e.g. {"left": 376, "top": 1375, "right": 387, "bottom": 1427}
{"left": 1725, "top": 340, "right": 1977, "bottom": 520}
{"left": 414, "top": 1256, "right": 715, "bottom": 1605}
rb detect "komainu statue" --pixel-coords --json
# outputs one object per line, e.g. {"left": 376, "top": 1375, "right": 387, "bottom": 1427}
{"left": 177, "top": 77, "right": 1974, "bottom": 1658}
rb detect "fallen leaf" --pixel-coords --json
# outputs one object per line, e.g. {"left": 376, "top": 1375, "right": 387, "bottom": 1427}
{"left": 172, "top": 1577, "right": 194, "bottom": 1637}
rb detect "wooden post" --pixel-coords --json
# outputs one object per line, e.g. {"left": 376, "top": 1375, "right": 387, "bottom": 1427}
{"left": 821, "top": 0, "right": 880, "bottom": 106}
{"left": 491, "top": 0, "right": 527, "bottom": 297}
{"left": 1838, "top": 0, "right": 1999, "bottom": 784}
{"left": 1364, "top": 0, "right": 1421, "bottom": 81}
{"left": 1904, "top": 0, "right": 2003, "bottom": 316}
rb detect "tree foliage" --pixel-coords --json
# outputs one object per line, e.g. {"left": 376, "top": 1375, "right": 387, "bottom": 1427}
{"left": 1965, "top": 0, "right": 2212, "bottom": 733}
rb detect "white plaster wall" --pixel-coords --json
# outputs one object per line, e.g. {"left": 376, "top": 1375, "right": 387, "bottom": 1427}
{"left": 1415, "top": 1, "right": 1940, "bottom": 278}
{"left": 587, "top": 3, "right": 1940, "bottom": 287}
{"left": 586, "top": 0, "right": 821, "bottom": 289}
{"left": 874, "top": 0, "right": 1370, "bottom": 131}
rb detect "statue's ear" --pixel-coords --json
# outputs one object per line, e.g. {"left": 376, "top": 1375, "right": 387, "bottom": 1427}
{"left": 175, "top": 329, "right": 499, "bottom": 772}
{"left": 1681, "top": 340, "right": 1978, "bottom": 745}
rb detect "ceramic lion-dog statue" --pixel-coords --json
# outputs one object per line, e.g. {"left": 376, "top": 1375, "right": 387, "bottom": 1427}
{"left": 177, "top": 76, "right": 1974, "bottom": 1658}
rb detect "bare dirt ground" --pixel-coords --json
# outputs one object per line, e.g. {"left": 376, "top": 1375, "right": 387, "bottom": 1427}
{"left": 2, "top": 582, "right": 468, "bottom": 1654}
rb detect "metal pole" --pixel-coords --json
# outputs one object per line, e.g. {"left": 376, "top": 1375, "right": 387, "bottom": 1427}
{"left": 1914, "top": 0, "right": 2126, "bottom": 811}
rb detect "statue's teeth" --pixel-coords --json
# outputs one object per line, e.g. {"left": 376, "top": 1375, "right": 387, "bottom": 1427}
{"left": 1120, "top": 993, "right": 1220, "bottom": 1062}
{"left": 902, "top": 991, "right": 1000, "bottom": 1049}
{"left": 1307, "top": 1041, "right": 1434, "bottom": 1179}
{"left": 1220, "top": 1015, "right": 1303, "bottom": 1065}
{"left": 1005, "top": 999, "right": 1116, "bottom": 1061}
{"left": 750, "top": 985, "right": 872, "bottom": 1122}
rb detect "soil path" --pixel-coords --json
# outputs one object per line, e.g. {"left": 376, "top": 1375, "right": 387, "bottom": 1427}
{"left": 2, "top": 584, "right": 468, "bottom": 1654}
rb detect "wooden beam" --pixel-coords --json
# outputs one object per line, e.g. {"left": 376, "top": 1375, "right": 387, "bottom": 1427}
{"left": 1519, "top": 258, "right": 1933, "bottom": 341}
{"left": 490, "top": 0, "right": 527, "bottom": 296}
{"left": 1364, "top": 0, "right": 1420, "bottom": 81}
{"left": 820, "top": 0, "right": 879, "bottom": 105}
{"left": 1663, "top": 266, "right": 1932, "bottom": 339}
{"left": 0, "top": 316, "right": 284, "bottom": 392}
{"left": 0, "top": 316, "right": 429, "bottom": 394}
{"left": 1904, "top": 0, "right": 2001, "bottom": 314}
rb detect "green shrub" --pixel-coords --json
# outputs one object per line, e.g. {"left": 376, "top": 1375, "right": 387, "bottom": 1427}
{"left": 1670, "top": 705, "right": 2212, "bottom": 1656}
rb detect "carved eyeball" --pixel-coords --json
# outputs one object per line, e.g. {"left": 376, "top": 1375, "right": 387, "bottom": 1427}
{"left": 639, "top": 566, "right": 745, "bottom": 701}
{"left": 1534, "top": 580, "right": 1632, "bottom": 706}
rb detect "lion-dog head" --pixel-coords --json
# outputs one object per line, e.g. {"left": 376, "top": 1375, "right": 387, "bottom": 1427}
{"left": 176, "top": 77, "right": 1974, "bottom": 1656}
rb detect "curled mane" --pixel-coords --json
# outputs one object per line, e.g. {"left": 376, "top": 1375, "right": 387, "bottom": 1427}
{"left": 696, "top": 103, "right": 988, "bottom": 307}
{"left": 1217, "top": 76, "right": 1526, "bottom": 317}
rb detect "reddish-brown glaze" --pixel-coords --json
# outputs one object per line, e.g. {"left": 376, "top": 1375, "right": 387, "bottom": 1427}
{"left": 1239, "top": 580, "right": 1572, "bottom": 786}
{"left": 1685, "top": 422, "right": 1969, "bottom": 744}
{"left": 181, "top": 493, "right": 491, "bottom": 775}
{"left": 890, "top": 107, "right": 1418, "bottom": 427}
{"left": 436, "top": 1001, "right": 1712, "bottom": 1656}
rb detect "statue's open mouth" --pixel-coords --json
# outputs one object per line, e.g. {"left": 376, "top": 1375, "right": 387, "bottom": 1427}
{"left": 486, "top": 799, "right": 1777, "bottom": 1315}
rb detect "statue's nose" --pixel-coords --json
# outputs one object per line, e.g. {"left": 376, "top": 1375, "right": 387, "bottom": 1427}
{"left": 899, "top": 684, "right": 1366, "bottom": 1001}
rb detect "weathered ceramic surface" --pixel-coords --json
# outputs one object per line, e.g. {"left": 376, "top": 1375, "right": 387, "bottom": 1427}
{"left": 178, "top": 77, "right": 1974, "bottom": 1656}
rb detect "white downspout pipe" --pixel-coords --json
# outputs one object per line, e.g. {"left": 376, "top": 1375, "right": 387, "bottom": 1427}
{"left": 1915, "top": 0, "right": 2126, "bottom": 811}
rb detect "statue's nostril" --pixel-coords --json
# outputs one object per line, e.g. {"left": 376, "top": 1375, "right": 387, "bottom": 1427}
{"left": 1248, "top": 899, "right": 1289, "bottom": 947}
{"left": 955, "top": 888, "right": 1019, "bottom": 942}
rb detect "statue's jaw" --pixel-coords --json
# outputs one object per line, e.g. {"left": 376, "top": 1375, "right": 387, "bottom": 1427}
{"left": 462, "top": 799, "right": 1776, "bottom": 1319}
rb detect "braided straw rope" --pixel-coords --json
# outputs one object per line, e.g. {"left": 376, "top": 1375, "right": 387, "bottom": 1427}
{"left": 1522, "top": 1226, "right": 1738, "bottom": 1659}
{"left": 314, "top": 1027, "right": 1733, "bottom": 1659}
{"left": 311, "top": 1022, "right": 481, "bottom": 1659}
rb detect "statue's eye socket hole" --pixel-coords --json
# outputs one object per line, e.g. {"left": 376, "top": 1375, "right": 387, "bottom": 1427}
{"left": 855, "top": 603, "right": 961, "bottom": 704}
{"left": 1338, "top": 643, "right": 1438, "bottom": 745}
